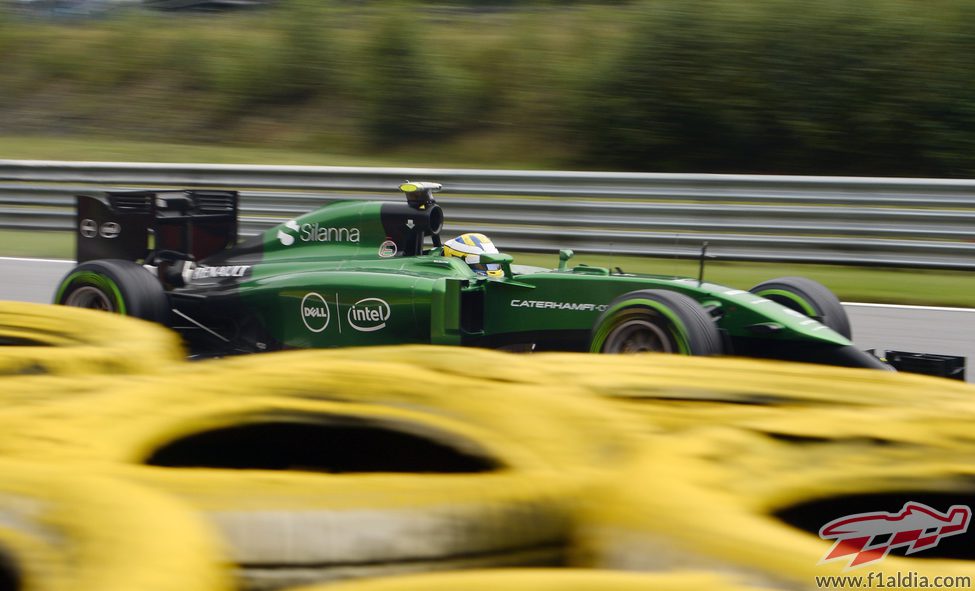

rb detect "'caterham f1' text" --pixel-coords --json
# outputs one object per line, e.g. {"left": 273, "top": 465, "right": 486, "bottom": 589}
{"left": 510, "top": 299, "right": 608, "bottom": 312}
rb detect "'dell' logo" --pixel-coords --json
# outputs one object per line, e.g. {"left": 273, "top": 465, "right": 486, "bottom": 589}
{"left": 300, "top": 292, "right": 330, "bottom": 333}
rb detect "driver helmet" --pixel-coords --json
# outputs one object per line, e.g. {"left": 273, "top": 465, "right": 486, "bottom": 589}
{"left": 442, "top": 233, "right": 503, "bottom": 277}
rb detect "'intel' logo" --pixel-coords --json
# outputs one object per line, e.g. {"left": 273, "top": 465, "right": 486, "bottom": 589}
{"left": 348, "top": 298, "right": 390, "bottom": 332}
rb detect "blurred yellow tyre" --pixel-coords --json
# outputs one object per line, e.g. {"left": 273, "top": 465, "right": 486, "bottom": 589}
{"left": 282, "top": 568, "right": 780, "bottom": 591}
{"left": 0, "top": 301, "right": 184, "bottom": 376}
{"left": 0, "top": 373, "right": 134, "bottom": 408}
{"left": 525, "top": 352, "right": 975, "bottom": 433}
{"left": 0, "top": 349, "right": 643, "bottom": 589}
{"left": 0, "top": 460, "right": 233, "bottom": 591}
{"left": 573, "top": 430, "right": 975, "bottom": 590}
{"left": 154, "top": 347, "right": 643, "bottom": 470}
{"left": 320, "top": 345, "right": 975, "bottom": 408}
{"left": 323, "top": 347, "right": 975, "bottom": 433}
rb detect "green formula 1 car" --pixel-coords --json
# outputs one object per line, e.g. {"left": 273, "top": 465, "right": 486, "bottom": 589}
{"left": 54, "top": 181, "right": 896, "bottom": 370}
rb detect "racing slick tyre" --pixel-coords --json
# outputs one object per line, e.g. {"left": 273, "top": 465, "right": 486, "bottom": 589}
{"left": 283, "top": 568, "right": 770, "bottom": 591}
{"left": 0, "top": 349, "right": 643, "bottom": 590}
{"left": 572, "top": 429, "right": 975, "bottom": 590}
{"left": 54, "top": 259, "right": 170, "bottom": 324}
{"left": 0, "top": 301, "right": 184, "bottom": 376}
{"left": 748, "top": 276, "right": 852, "bottom": 339}
{"left": 0, "top": 459, "right": 233, "bottom": 591}
{"left": 588, "top": 289, "right": 723, "bottom": 356}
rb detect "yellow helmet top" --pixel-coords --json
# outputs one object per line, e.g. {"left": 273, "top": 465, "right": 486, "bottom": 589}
{"left": 442, "top": 233, "right": 503, "bottom": 277}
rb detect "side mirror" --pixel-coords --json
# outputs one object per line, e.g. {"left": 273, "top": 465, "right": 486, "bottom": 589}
{"left": 558, "top": 249, "right": 575, "bottom": 271}
{"left": 480, "top": 252, "right": 514, "bottom": 278}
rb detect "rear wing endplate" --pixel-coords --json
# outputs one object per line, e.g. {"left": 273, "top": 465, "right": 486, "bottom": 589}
{"left": 76, "top": 190, "right": 238, "bottom": 263}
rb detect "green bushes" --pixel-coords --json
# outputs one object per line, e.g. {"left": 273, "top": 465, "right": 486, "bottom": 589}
{"left": 577, "top": 0, "right": 975, "bottom": 175}
{"left": 358, "top": 8, "right": 451, "bottom": 145}
{"left": 2, "top": 1, "right": 975, "bottom": 175}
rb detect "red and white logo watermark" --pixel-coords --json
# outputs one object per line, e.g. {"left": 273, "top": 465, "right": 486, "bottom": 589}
{"left": 818, "top": 502, "right": 971, "bottom": 569}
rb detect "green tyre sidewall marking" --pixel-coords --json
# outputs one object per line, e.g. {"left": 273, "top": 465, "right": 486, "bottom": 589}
{"left": 590, "top": 299, "right": 691, "bottom": 355}
{"left": 753, "top": 288, "right": 817, "bottom": 317}
{"left": 56, "top": 271, "right": 127, "bottom": 315}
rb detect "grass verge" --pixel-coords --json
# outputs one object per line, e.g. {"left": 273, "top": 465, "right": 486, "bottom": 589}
{"left": 0, "top": 136, "right": 472, "bottom": 167}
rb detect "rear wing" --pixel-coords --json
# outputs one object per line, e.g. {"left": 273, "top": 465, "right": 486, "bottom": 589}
{"left": 76, "top": 190, "right": 238, "bottom": 263}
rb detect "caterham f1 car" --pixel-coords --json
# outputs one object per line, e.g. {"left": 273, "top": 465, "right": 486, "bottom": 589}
{"left": 52, "top": 182, "right": 957, "bottom": 374}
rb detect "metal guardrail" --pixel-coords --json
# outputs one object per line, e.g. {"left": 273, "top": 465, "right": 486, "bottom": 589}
{"left": 2, "top": 159, "right": 975, "bottom": 269}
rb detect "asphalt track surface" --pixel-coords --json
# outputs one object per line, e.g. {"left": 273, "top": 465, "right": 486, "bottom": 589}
{"left": 3, "top": 257, "right": 973, "bottom": 382}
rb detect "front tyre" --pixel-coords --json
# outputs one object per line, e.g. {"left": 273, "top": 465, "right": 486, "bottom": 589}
{"left": 589, "top": 289, "right": 723, "bottom": 356}
{"left": 748, "top": 276, "right": 851, "bottom": 339}
{"left": 54, "top": 259, "right": 170, "bottom": 324}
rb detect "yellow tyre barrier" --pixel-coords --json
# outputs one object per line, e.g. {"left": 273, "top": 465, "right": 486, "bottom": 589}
{"left": 529, "top": 352, "right": 975, "bottom": 433}
{"left": 0, "top": 350, "right": 643, "bottom": 589}
{"left": 283, "top": 568, "right": 779, "bottom": 591}
{"left": 318, "top": 347, "right": 975, "bottom": 434}
{"left": 159, "top": 348, "right": 644, "bottom": 471}
{"left": 318, "top": 345, "right": 975, "bottom": 407}
{"left": 574, "top": 430, "right": 975, "bottom": 590}
{"left": 0, "top": 301, "right": 184, "bottom": 376}
{"left": 0, "top": 459, "right": 233, "bottom": 591}
{"left": 0, "top": 373, "right": 131, "bottom": 408}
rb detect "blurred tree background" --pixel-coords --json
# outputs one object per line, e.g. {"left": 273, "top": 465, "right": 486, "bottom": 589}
{"left": 1, "top": 0, "right": 974, "bottom": 175}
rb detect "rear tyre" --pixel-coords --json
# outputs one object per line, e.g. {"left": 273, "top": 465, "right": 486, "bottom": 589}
{"left": 748, "top": 276, "right": 851, "bottom": 339}
{"left": 54, "top": 259, "right": 170, "bottom": 324}
{"left": 589, "top": 290, "right": 723, "bottom": 356}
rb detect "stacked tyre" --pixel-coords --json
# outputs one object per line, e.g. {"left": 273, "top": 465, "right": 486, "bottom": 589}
{"left": 0, "top": 459, "right": 232, "bottom": 591}
{"left": 280, "top": 568, "right": 782, "bottom": 591}
{"left": 0, "top": 301, "right": 183, "bottom": 376}
{"left": 0, "top": 348, "right": 644, "bottom": 590}
{"left": 5, "top": 303, "right": 975, "bottom": 591}
{"left": 572, "top": 426, "right": 975, "bottom": 589}
{"left": 503, "top": 350, "right": 975, "bottom": 434}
